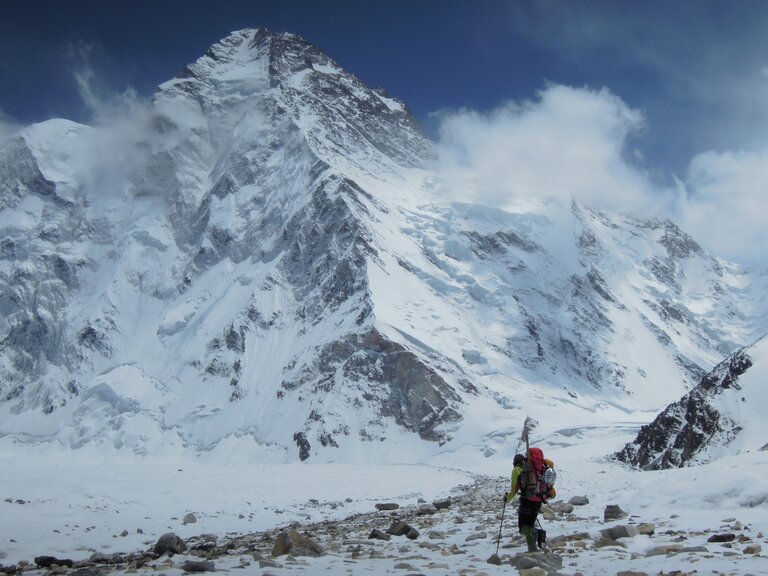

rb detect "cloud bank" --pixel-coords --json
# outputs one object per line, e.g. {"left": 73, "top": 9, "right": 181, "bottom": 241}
{"left": 433, "top": 84, "right": 767, "bottom": 268}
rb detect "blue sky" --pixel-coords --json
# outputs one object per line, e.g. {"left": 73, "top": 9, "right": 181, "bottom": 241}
{"left": 1, "top": 0, "right": 767, "bottom": 264}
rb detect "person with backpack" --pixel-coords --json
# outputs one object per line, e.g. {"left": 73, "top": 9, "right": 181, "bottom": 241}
{"left": 504, "top": 448, "right": 555, "bottom": 552}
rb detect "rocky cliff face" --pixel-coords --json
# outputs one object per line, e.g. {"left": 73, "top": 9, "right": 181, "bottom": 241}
{"left": 616, "top": 334, "right": 766, "bottom": 469}
{"left": 0, "top": 28, "right": 765, "bottom": 461}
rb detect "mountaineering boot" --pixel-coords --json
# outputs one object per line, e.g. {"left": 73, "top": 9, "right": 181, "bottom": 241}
{"left": 536, "top": 527, "right": 547, "bottom": 550}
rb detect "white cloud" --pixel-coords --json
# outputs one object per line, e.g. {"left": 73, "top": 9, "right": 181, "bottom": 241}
{"left": 433, "top": 84, "right": 657, "bottom": 214}
{"left": 677, "top": 150, "right": 768, "bottom": 267}
{"left": 0, "top": 107, "right": 22, "bottom": 146}
{"left": 432, "top": 83, "right": 768, "bottom": 268}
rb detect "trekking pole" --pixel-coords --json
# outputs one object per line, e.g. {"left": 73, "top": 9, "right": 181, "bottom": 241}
{"left": 495, "top": 497, "right": 507, "bottom": 556}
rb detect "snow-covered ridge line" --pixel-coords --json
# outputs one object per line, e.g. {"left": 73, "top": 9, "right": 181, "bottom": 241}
{"left": 0, "top": 28, "right": 765, "bottom": 465}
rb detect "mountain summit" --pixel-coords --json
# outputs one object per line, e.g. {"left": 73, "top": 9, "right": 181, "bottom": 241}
{"left": 0, "top": 29, "right": 765, "bottom": 462}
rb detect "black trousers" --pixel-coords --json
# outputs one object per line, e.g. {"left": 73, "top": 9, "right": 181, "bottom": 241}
{"left": 518, "top": 497, "right": 541, "bottom": 530}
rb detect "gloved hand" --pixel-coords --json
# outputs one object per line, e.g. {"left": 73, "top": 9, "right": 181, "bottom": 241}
{"left": 502, "top": 492, "right": 508, "bottom": 505}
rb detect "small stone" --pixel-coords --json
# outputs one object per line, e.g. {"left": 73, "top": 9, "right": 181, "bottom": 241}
{"left": 707, "top": 533, "right": 736, "bottom": 543}
{"left": 181, "top": 560, "right": 215, "bottom": 573}
{"left": 375, "top": 502, "right": 399, "bottom": 511}
{"left": 153, "top": 532, "right": 187, "bottom": 556}
{"left": 569, "top": 496, "right": 589, "bottom": 506}
{"left": 387, "top": 521, "right": 413, "bottom": 536}
{"left": 34, "top": 557, "right": 74, "bottom": 568}
{"left": 487, "top": 553, "right": 502, "bottom": 565}
{"left": 600, "top": 525, "right": 639, "bottom": 540}
{"left": 272, "top": 531, "right": 292, "bottom": 556}
{"left": 636, "top": 523, "right": 655, "bottom": 536}
{"left": 433, "top": 498, "right": 452, "bottom": 510}
{"left": 182, "top": 513, "right": 197, "bottom": 525}
{"left": 645, "top": 544, "right": 683, "bottom": 556}
{"left": 465, "top": 531, "right": 487, "bottom": 542}
{"left": 603, "top": 505, "right": 628, "bottom": 522}
{"left": 616, "top": 571, "right": 649, "bottom": 576}
{"left": 593, "top": 536, "right": 626, "bottom": 549}
{"left": 428, "top": 531, "right": 446, "bottom": 539}
{"left": 743, "top": 544, "right": 762, "bottom": 554}
{"left": 368, "top": 529, "right": 390, "bottom": 541}
{"left": 259, "top": 559, "right": 282, "bottom": 569}
{"left": 550, "top": 501, "right": 574, "bottom": 515}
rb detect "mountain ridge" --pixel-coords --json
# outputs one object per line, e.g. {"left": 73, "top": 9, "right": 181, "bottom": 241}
{"left": 0, "top": 28, "right": 765, "bottom": 463}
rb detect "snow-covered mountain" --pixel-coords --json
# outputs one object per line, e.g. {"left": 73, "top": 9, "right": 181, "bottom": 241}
{"left": 1, "top": 28, "right": 766, "bottom": 462}
{"left": 615, "top": 332, "right": 768, "bottom": 469}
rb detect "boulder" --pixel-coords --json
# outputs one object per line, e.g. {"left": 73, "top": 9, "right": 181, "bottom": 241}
{"left": 433, "top": 498, "right": 452, "bottom": 510}
{"left": 182, "top": 513, "right": 197, "bottom": 525}
{"left": 368, "top": 529, "right": 390, "bottom": 541}
{"left": 550, "top": 501, "right": 575, "bottom": 515}
{"left": 600, "top": 525, "right": 639, "bottom": 540}
{"left": 645, "top": 544, "right": 683, "bottom": 556}
{"left": 593, "top": 537, "right": 626, "bottom": 549}
{"left": 34, "top": 556, "right": 74, "bottom": 568}
{"left": 181, "top": 560, "right": 215, "bottom": 573}
{"left": 387, "top": 521, "right": 413, "bottom": 536}
{"left": 487, "top": 553, "right": 502, "bottom": 565}
{"left": 272, "top": 531, "right": 292, "bottom": 556}
{"left": 285, "top": 529, "right": 325, "bottom": 557}
{"left": 153, "top": 533, "right": 187, "bottom": 556}
{"left": 707, "top": 533, "right": 736, "bottom": 543}
{"left": 569, "top": 495, "right": 589, "bottom": 506}
{"left": 603, "top": 505, "right": 628, "bottom": 522}
{"left": 636, "top": 523, "right": 655, "bottom": 536}
{"left": 509, "top": 551, "right": 562, "bottom": 572}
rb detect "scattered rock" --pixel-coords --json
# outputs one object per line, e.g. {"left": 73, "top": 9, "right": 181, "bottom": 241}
{"left": 743, "top": 544, "right": 762, "bottom": 554}
{"left": 259, "top": 559, "right": 282, "bottom": 569}
{"left": 593, "top": 536, "right": 626, "bottom": 549}
{"left": 509, "top": 551, "right": 563, "bottom": 572}
{"left": 181, "top": 560, "right": 215, "bottom": 573}
{"left": 707, "top": 533, "right": 736, "bottom": 543}
{"left": 67, "top": 568, "right": 104, "bottom": 576}
{"left": 600, "top": 525, "right": 639, "bottom": 540}
{"left": 681, "top": 546, "right": 709, "bottom": 553}
{"left": 375, "top": 502, "right": 399, "bottom": 511}
{"left": 603, "top": 505, "right": 628, "bottom": 522}
{"left": 416, "top": 504, "right": 436, "bottom": 515}
{"left": 636, "top": 523, "right": 655, "bottom": 536}
{"left": 433, "top": 498, "right": 452, "bottom": 510}
{"left": 569, "top": 496, "right": 589, "bottom": 506}
{"left": 34, "top": 556, "right": 73, "bottom": 568}
{"left": 368, "top": 529, "right": 390, "bottom": 541}
{"left": 428, "top": 531, "right": 446, "bottom": 540}
{"left": 550, "top": 501, "right": 575, "bottom": 515}
{"left": 183, "top": 513, "right": 198, "bottom": 525}
{"left": 616, "top": 571, "right": 649, "bottom": 576}
{"left": 487, "top": 553, "right": 502, "bottom": 565}
{"left": 272, "top": 531, "right": 292, "bottom": 556}
{"left": 153, "top": 532, "right": 187, "bottom": 556}
{"left": 645, "top": 543, "right": 684, "bottom": 556}
{"left": 519, "top": 569, "right": 546, "bottom": 576}
{"left": 282, "top": 529, "right": 324, "bottom": 557}
{"left": 387, "top": 521, "right": 416, "bottom": 537}
{"left": 465, "top": 531, "right": 487, "bottom": 542}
